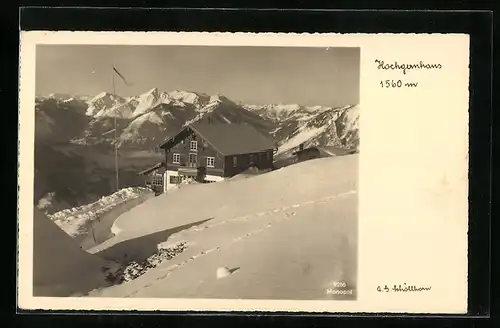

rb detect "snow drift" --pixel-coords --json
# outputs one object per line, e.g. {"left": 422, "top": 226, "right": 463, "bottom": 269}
{"left": 48, "top": 187, "right": 152, "bottom": 238}
{"left": 87, "top": 154, "right": 358, "bottom": 299}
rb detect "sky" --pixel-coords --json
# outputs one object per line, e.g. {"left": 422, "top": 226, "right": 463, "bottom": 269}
{"left": 36, "top": 45, "right": 360, "bottom": 107}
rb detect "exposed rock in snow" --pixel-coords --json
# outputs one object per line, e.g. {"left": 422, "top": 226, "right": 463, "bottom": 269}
{"left": 131, "top": 88, "right": 172, "bottom": 118}
{"left": 121, "top": 241, "right": 189, "bottom": 282}
{"left": 271, "top": 105, "right": 359, "bottom": 158}
{"left": 86, "top": 92, "right": 127, "bottom": 116}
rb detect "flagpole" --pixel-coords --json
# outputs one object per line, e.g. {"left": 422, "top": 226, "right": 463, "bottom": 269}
{"left": 112, "top": 65, "right": 119, "bottom": 192}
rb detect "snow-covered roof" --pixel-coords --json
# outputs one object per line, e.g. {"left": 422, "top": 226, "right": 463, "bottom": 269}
{"left": 138, "top": 162, "right": 165, "bottom": 175}
{"left": 159, "top": 122, "right": 277, "bottom": 156}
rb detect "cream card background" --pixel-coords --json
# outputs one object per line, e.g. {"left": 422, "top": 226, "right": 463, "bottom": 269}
{"left": 18, "top": 32, "right": 469, "bottom": 313}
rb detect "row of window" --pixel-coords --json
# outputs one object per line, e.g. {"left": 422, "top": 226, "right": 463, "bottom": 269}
{"left": 172, "top": 152, "right": 271, "bottom": 168}
{"left": 172, "top": 153, "right": 216, "bottom": 167}
{"left": 178, "top": 140, "right": 271, "bottom": 161}
{"left": 172, "top": 154, "right": 270, "bottom": 167}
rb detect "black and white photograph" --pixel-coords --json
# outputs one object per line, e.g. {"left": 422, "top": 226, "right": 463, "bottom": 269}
{"left": 32, "top": 44, "right": 360, "bottom": 300}
{"left": 18, "top": 31, "right": 472, "bottom": 314}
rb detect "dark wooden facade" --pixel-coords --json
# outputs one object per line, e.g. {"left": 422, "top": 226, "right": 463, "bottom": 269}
{"left": 164, "top": 126, "right": 223, "bottom": 182}
{"left": 223, "top": 150, "right": 274, "bottom": 177}
{"left": 162, "top": 125, "right": 275, "bottom": 182}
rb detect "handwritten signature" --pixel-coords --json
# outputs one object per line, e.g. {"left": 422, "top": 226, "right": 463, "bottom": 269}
{"left": 377, "top": 283, "right": 432, "bottom": 293}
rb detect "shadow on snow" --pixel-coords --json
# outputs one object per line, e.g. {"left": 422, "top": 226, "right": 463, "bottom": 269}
{"left": 95, "top": 218, "right": 212, "bottom": 265}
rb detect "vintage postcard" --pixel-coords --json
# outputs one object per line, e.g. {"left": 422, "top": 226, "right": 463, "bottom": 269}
{"left": 17, "top": 32, "right": 469, "bottom": 313}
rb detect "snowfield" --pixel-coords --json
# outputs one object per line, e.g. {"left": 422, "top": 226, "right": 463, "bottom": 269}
{"left": 276, "top": 126, "right": 327, "bottom": 155}
{"left": 84, "top": 154, "right": 358, "bottom": 300}
{"left": 47, "top": 187, "right": 152, "bottom": 238}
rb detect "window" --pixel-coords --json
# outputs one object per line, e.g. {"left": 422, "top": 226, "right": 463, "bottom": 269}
{"left": 232, "top": 156, "right": 238, "bottom": 167}
{"left": 249, "top": 154, "right": 254, "bottom": 163}
{"left": 173, "top": 153, "right": 180, "bottom": 164}
{"left": 190, "top": 141, "right": 198, "bottom": 151}
{"left": 152, "top": 174, "right": 163, "bottom": 186}
{"left": 170, "top": 176, "right": 182, "bottom": 184}
{"left": 188, "top": 153, "right": 198, "bottom": 167}
{"left": 206, "top": 157, "right": 215, "bottom": 168}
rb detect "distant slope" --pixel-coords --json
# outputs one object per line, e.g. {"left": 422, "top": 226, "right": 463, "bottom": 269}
{"left": 35, "top": 97, "right": 90, "bottom": 144}
{"left": 246, "top": 104, "right": 360, "bottom": 160}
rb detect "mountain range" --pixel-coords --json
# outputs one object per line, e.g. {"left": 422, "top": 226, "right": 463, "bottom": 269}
{"left": 34, "top": 88, "right": 359, "bottom": 213}
{"left": 35, "top": 88, "right": 359, "bottom": 153}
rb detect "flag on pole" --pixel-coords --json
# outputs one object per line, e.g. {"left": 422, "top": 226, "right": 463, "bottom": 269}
{"left": 112, "top": 66, "right": 133, "bottom": 86}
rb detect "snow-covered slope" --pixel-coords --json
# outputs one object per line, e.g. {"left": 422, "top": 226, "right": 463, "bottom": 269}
{"left": 86, "top": 154, "right": 358, "bottom": 299}
{"left": 33, "top": 208, "right": 123, "bottom": 297}
{"left": 116, "top": 92, "right": 276, "bottom": 149}
{"left": 118, "top": 102, "right": 199, "bottom": 148}
{"left": 268, "top": 105, "right": 359, "bottom": 157}
{"left": 86, "top": 92, "right": 136, "bottom": 118}
{"left": 168, "top": 90, "right": 211, "bottom": 107}
{"left": 130, "top": 88, "right": 172, "bottom": 118}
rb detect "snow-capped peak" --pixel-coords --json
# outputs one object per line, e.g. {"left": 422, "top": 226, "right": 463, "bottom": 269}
{"left": 144, "top": 87, "right": 159, "bottom": 96}
{"left": 131, "top": 88, "right": 171, "bottom": 118}
{"left": 168, "top": 90, "right": 207, "bottom": 106}
{"left": 209, "top": 93, "right": 232, "bottom": 104}
{"left": 89, "top": 92, "right": 112, "bottom": 102}
{"left": 86, "top": 92, "right": 127, "bottom": 116}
